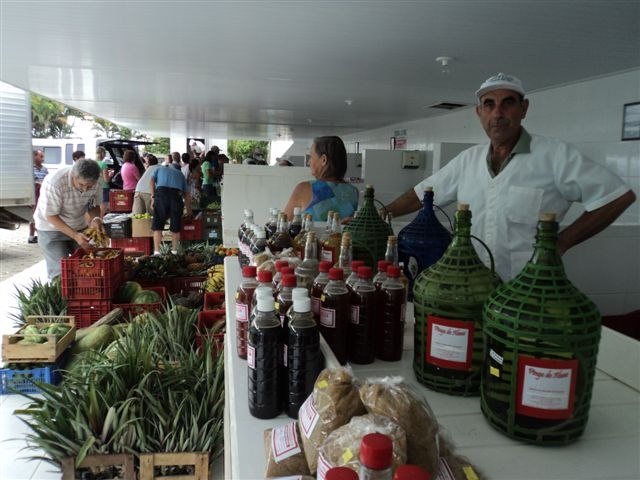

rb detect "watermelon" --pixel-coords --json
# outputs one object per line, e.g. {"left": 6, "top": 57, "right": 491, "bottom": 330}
{"left": 132, "top": 289, "right": 162, "bottom": 304}
{"left": 114, "top": 281, "right": 143, "bottom": 303}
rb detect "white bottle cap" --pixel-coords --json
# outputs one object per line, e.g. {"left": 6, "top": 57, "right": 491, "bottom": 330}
{"left": 245, "top": 209, "right": 254, "bottom": 217}
{"left": 293, "top": 297, "right": 311, "bottom": 313}
{"left": 256, "top": 229, "right": 266, "bottom": 239}
{"left": 292, "top": 287, "right": 309, "bottom": 299}
{"left": 254, "top": 286, "right": 273, "bottom": 299}
{"left": 257, "top": 296, "right": 275, "bottom": 312}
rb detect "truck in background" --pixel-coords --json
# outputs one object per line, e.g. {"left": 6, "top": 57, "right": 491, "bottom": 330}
{"left": 32, "top": 137, "right": 98, "bottom": 176}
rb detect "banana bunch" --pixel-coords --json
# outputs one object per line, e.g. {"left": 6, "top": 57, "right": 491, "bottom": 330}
{"left": 82, "top": 249, "right": 120, "bottom": 260}
{"left": 204, "top": 264, "right": 225, "bottom": 292}
{"left": 83, "top": 227, "right": 110, "bottom": 247}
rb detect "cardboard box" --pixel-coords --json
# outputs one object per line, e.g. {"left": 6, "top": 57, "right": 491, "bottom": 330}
{"left": 132, "top": 217, "right": 153, "bottom": 237}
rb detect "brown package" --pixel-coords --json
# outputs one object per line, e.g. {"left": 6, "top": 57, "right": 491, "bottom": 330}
{"left": 436, "top": 434, "right": 486, "bottom": 480}
{"left": 298, "top": 367, "right": 366, "bottom": 474}
{"left": 264, "top": 421, "right": 310, "bottom": 478}
{"left": 316, "top": 414, "right": 407, "bottom": 480}
{"left": 359, "top": 377, "right": 440, "bottom": 473}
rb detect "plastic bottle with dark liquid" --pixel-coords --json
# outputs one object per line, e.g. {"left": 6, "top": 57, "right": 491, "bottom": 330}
{"left": 238, "top": 209, "right": 254, "bottom": 254}
{"left": 286, "top": 287, "right": 310, "bottom": 323}
{"left": 310, "top": 260, "right": 332, "bottom": 324}
{"left": 288, "top": 206, "right": 303, "bottom": 239}
{"left": 265, "top": 207, "right": 279, "bottom": 240}
{"left": 348, "top": 266, "right": 377, "bottom": 364}
{"left": 250, "top": 227, "right": 267, "bottom": 257}
{"left": 345, "top": 260, "right": 365, "bottom": 291}
{"left": 251, "top": 270, "right": 276, "bottom": 316}
{"left": 320, "top": 267, "right": 350, "bottom": 365}
{"left": 292, "top": 213, "right": 313, "bottom": 258}
{"left": 276, "top": 273, "right": 297, "bottom": 327}
{"left": 272, "top": 260, "right": 290, "bottom": 290}
{"left": 377, "top": 265, "right": 406, "bottom": 361}
{"left": 276, "top": 266, "right": 296, "bottom": 295}
{"left": 286, "top": 296, "right": 321, "bottom": 419}
{"left": 235, "top": 265, "right": 258, "bottom": 359}
{"left": 268, "top": 212, "right": 293, "bottom": 254}
{"left": 295, "top": 231, "right": 319, "bottom": 291}
{"left": 373, "top": 260, "right": 390, "bottom": 291}
{"left": 248, "top": 295, "right": 283, "bottom": 419}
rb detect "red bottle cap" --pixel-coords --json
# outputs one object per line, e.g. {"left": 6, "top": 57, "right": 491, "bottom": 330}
{"left": 242, "top": 265, "right": 257, "bottom": 278}
{"left": 377, "top": 260, "right": 389, "bottom": 272}
{"left": 326, "top": 466, "right": 358, "bottom": 480}
{"left": 319, "top": 260, "right": 332, "bottom": 272}
{"left": 275, "top": 260, "right": 289, "bottom": 271}
{"left": 257, "top": 269, "right": 273, "bottom": 282}
{"left": 360, "top": 433, "right": 393, "bottom": 470}
{"left": 280, "top": 266, "right": 295, "bottom": 276}
{"left": 393, "top": 465, "right": 430, "bottom": 480}
{"left": 328, "top": 267, "right": 344, "bottom": 280}
{"left": 351, "top": 260, "right": 365, "bottom": 270}
{"left": 281, "top": 273, "right": 297, "bottom": 287}
{"left": 386, "top": 265, "right": 401, "bottom": 278}
{"left": 358, "top": 266, "right": 373, "bottom": 279}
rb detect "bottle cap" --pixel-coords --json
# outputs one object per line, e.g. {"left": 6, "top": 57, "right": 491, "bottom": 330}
{"left": 292, "top": 287, "right": 309, "bottom": 299}
{"left": 254, "top": 286, "right": 273, "bottom": 299}
{"left": 393, "top": 465, "right": 430, "bottom": 480}
{"left": 328, "top": 267, "right": 344, "bottom": 280}
{"left": 386, "top": 265, "right": 401, "bottom": 278}
{"left": 325, "top": 466, "right": 359, "bottom": 480}
{"left": 280, "top": 266, "right": 295, "bottom": 276}
{"left": 242, "top": 266, "right": 257, "bottom": 278}
{"left": 293, "top": 296, "right": 311, "bottom": 313}
{"left": 281, "top": 274, "right": 297, "bottom": 288}
{"left": 319, "top": 260, "right": 332, "bottom": 272}
{"left": 377, "top": 260, "right": 389, "bottom": 272}
{"left": 424, "top": 186, "right": 433, "bottom": 192}
{"left": 351, "top": 260, "right": 365, "bottom": 270}
{"left": 275, "top": 260, "right": 289, "bottom": 271}
{"left": 457, "top": 203, "right": 470, "bottom": 211}
{"left": 359, "top": 433, "right": 393, "bottom": 470}
{"left": 257, "top": 270, "right": 273, "bottom": 283}
{"left": 257, "top": 295, "right": 275, "bottom": 312}
{"left": 325, "top": 466, "right": 358, "bottom": 480}
{"left": 357, "top": 266, "right": 373, "bottom": 279}
{"left": 540, "top": 212, "right": 556, "bottom": 222}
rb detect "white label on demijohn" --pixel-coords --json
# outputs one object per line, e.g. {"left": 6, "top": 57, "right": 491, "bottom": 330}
{"left": 350, "top": 305, "right": 359, "bottom": 325}
{"left": 246, "top": 344, "right": 256, "bottom": 369}
{"left": 298, "top": 394, "right": 319, "bottom": 438}
{"left": 521, "top": 365, "right": 573, "bottom": 411}
{"left": 319, "top": 307, "right": 336, "bottom": 328}
{"left": 316, "top": 452, "right": 332, "bottom": 480}
{"left": 430, "top": 323, "right": 470, "bottom": 363}
{"left": 235, "top": 302, "right": 248, "bottom": 322}
{"left": 490, "top": 348, "right": 503, "bottom": 365}
{"left": 271, "top": 422, "right": 302, "bottom": 463}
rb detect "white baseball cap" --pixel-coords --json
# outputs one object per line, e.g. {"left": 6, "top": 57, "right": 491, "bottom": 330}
{"left": 476, "top": 73, "right": 525, "bottom": 100}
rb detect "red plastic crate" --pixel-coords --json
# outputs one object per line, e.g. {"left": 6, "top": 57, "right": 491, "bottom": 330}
{"left": 180, "top": 217, "right": 203, "bottom": 240}
{"left": 136, "top": 277, "right": 173, "bottom": 291}
{"left": 67, "top": 299, "right": 113, "bottom": 328}
{"left": 61, "top": 248, "right": 124, "bottom": 300}
{"left": 196, "top": 309, "right": 226, "bottom": 358}
{"left": 109, "top": 190, "right": 134, "bottom": 212}
{"left": 170, "top": 276, "right": 206, "bottom": 295}
{"left": 110, "top": 237, "right": 153, "bottom": 256}
{"left": 113, "top": 286, "right": 167, "bottom": 318}
{"left": 204, "top": 292, "right": 225, "bottom": 311}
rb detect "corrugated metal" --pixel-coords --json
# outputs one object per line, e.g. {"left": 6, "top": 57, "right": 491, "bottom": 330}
{"left": 0, "top": 81, "right": 34, "bottom": 206}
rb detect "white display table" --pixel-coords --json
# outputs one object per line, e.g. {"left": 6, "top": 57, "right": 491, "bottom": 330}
{"left": 222, "top": 256, "right": 640, "bottom": 480}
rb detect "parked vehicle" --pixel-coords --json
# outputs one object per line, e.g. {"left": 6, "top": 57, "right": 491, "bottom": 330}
{"left": 32, "top": 138, "right": 98, "bottom": 175}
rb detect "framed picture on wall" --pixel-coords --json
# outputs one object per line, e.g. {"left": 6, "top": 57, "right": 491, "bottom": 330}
{"left": 621, "top": 102, "right": 640, "bottom": 141}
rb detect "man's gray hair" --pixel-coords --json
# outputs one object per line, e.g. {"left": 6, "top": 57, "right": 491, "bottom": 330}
{"left": 71, "top": 158, "right": 101, "bottom": 181}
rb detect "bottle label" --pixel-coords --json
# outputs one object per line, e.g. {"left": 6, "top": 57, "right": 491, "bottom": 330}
{"left": 316, "top": 452, "right": 331, "bottom": 480}
{"left": 311, "top": 296, "right": 320, "bottom": 315}
{"left": 426, "top": 315, "right": 474, "bottom": 371}
{"left": 350, "top": 305, "right": 359, "bottom": 325}
{"left": 298, "top": 394, "right": 319, "bottom": 438}
{"left": 319, "top": 307, "right": 336, "bottom": 328}
{"left": 235, "top": 302, "right": 248, "bottom": 322}
{"left": 434, "top": 457, "right": 456, "bottom": 480}
{"left": 516, "top": 355, "right": 579, "bottom": 419}
{"left": 271, "top": 421, "right": 302, "bottom": 463}
{"left": 247, "top": 344, "right": 256, "bottom": 369}
{"left": 321, "top": 247, "right": 334, "bottom": 264}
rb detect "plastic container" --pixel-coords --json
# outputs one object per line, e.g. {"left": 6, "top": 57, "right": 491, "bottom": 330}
{"left": 60, "top": 248, "right": 124, "bottom": 300}
{"left": 310, "top": 260, "right": 332, "bottom": 321}
{"left": 66, "top": 299, "right": 112, "bottom": 328}
{"left": 113, "top": 286, "right": 167, "bottom": 318}
{"left": 377, "top": 266, "right": 406, "bottom": 362}
{"left": 295, "top": 231, "right": 319, "bottom": 291}
{"left": 109, "top": 189, "right": 134, "bottom": 212}
{"left": 109, "top": 237, "right": 153, "bottom": 256}
{"left": 349, "top": 266, "right": 377, "bottom": 364}
{"left": 320, "top": 268, "right": 350, "bottom": 365}
{"left": 358, "top": 433, "right": 393, "bottom": 480}
{"left": 393, "top": 465, "right": 430, "bottom": 480}
{"left": 345, "top": 260, "right": 365, "bottom": 290}
{"left": 235, "top": 265, "right": 258, "bottom": 359}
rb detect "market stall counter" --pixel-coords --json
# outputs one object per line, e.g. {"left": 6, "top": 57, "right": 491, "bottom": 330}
{"left": 222, "top": 256, "right": 640, "bottom": 480}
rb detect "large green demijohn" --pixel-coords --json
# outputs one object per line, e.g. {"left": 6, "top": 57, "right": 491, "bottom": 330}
{"left": 343, "top": 184, "right": 393, "bottom": 268}
{"left": 413, "top": 204, "right": 501, "bottom": 396}
{"left": 481, "top": 213, "right": 601, "bottom": 445}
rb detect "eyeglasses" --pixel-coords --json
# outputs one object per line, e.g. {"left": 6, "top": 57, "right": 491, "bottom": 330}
{"left": 75, "top": 179, "right": 96, "bottom": 191}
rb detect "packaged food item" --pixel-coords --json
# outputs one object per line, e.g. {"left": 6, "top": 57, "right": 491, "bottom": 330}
{"left": 317, "top": 415, "right": 406, "bottom": 480}
{"left": 263, "top": 421, "right": 310, "bottom": 477}
{"left": 298, "top": 367, "right": 365, "bottom": 474}
{"left": 359, "top": 377, "right": 439, "bottom": 473}
{"left": 435, "top": 434, "right": 486, "bottom": 480}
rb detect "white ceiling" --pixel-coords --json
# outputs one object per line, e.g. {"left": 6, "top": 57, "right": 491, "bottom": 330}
{"left": 1, "top": 1, "right": 639, "bottom": 141}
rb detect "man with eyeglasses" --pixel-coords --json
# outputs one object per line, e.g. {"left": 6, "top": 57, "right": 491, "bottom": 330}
{"left": 34, "top": 158, "right": 105, "bottom": 279}
{"left": 382, "top": 73, "right": 635, "bottom": 281}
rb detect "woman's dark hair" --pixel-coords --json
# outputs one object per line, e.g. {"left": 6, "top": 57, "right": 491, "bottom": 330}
{"left": 313, "top": 136, "right": 347, "bottom": 180}
{"left": 189, "top": 159, "right": 200, "bottom": 172}
{"left": 182, "top": 153, "right": 191, "bottom": 163}
{"left": 204, "top": 150, "right": 217, "bottom": 163}
{"left": 146, "top": 154, "right": 158, "bottom": 166}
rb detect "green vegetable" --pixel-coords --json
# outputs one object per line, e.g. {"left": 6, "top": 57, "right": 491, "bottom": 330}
{"left": 131, "top": 290, "right": 162, "bottom": 304}
{"left": 114, "top": 281, "right": 143, "bottom": 303}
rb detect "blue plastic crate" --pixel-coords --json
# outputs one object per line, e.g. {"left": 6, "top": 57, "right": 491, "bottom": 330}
{"left": 0, "top": 362, "right": 62, "bottom": 395}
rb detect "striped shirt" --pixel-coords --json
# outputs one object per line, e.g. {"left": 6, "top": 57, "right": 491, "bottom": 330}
{"left": 34, "top": 167, "right": 101, "bottom": 232}
{"left": 33, "top": 165, "right": 48, "bottom": 183}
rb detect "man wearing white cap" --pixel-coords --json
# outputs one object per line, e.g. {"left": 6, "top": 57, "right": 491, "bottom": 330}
{"left": 383, "top": 73, "right": 636, "bottom": 281}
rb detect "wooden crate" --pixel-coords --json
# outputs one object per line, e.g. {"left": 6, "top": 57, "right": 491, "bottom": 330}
{"left": 61, "top": 453, "right": 135, "bottom": 480}
{"left": 2, "top": 315, "right": 76, "bottom": 363}
{"left": 139, "top": 452, "right": 209, "bottom": 480}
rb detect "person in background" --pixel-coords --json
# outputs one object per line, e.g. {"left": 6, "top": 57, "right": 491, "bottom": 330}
{"left": 201, "top": 150, "right": 217, "bottom": 206}
{"left": 150, "top": 161, "right": 192, "bottom": 255}
{"left": 132, "top": 154, "right": 160, "bottom": 214}
{"left": 181, "top": 152, "right": 191, "bottom": 178}
{"left": 171, "top": 151, "right": 182, "bottom": 170}
{"left": 95, "top": 146, "right": 114, "bottom": 217}
{"left": 162, "top": 154, "right": 172, "bottom": 166}
{"left": 120, "top": 149, "right": 141, "bottom": 191}
{"left": 188, "top": 158, "right": 202, "bottom": 212}
{"left": 28, "top": 149, "right": 48, "bottom": 243}
{"left": 34, "top": 159, "right": 104, "bottom": 279}
{"left": 72, "top": 150, "right": 86, "bottom": 162}
{"left": 383, "top": 73, "right": 636, "bottom": 281}
{"left": 242, "top": 147, "right": 267, "bottom": 165}
{"left": 283, "top": 136, "right": 359, "bottom": 221}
